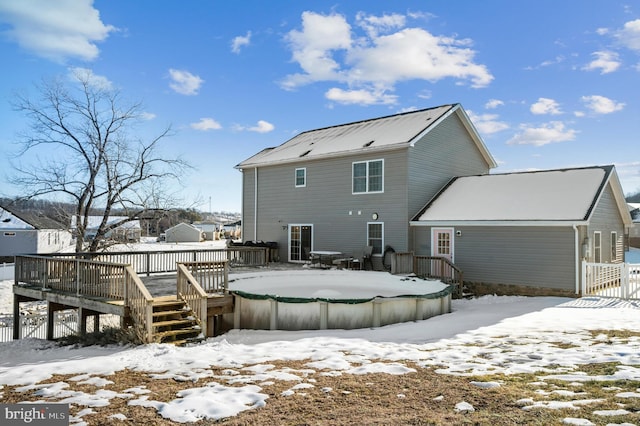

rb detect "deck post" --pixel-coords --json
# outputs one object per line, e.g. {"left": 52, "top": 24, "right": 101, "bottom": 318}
{"left": 78, "top": 307, "right": 87, "bottom": 337}
{"left": 13, "top": 293, "right": 20, "bottom": 340}
{"left": 46, "top": 302, "right": 55, "bottom": 340}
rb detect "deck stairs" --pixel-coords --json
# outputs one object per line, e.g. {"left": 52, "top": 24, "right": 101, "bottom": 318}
{"left": 151, "top": 296, "right": 204, "bottom": 346}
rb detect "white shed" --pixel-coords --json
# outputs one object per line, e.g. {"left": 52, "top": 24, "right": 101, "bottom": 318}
{"left": 165, "top": 222, "right": 203, "bottom": 243}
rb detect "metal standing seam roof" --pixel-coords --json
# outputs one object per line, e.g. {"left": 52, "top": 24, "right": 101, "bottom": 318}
{"left": 236, "top": 104, "right": 458, "bottom": 169}
{"left": 413, "top": 166, "right": 625, "bottom": 223}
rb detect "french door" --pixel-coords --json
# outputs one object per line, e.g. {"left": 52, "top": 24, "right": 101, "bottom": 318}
{"left": 289, "top": 224, "right": 313, "bottom": 262}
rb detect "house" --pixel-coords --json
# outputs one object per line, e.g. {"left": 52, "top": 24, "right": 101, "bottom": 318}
{"left": 165, "top": 222, "right": 203, "bottom": 243}
{"left": 0, "top": 205, "right": 72, "bottom": 259}
{"left": 236, "top": 104, "right": 496, "bottom": 268}
{"left": 628, "top": 203, "right": 640, "bottom": 248}
{"left": 410, "top": 166, "right": 632, "bottom": 296}
{"left": 192, "top": 222, "right": 218, "bottom": 240}
{"left": 70, "top": 216, "right": 141, "bottom": 242}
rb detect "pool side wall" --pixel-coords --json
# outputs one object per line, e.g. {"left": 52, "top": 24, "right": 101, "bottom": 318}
{"left": 222, "top": 293, "right": 451, "bottom": 331}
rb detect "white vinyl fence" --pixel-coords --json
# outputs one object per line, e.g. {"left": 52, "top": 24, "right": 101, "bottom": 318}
{"left": 0, "top": 311, "right": 120, "bottom": 342}
{"left": 582, "top": 262, "right": 640, "bottom": 300}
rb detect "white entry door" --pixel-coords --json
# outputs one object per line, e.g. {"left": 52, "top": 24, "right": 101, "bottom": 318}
{"left": 431, "top": 228, "right": 454, "bottom": 261}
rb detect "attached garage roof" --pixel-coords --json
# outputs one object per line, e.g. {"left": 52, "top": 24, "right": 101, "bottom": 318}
{"left": 412, "top": 165, "right": 631, "bottom": 224}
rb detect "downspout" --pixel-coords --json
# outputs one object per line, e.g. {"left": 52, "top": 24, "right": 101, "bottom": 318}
{"left": 573, "top": 224, "right": 580, "bottom": 295}
{"left": 254, "top": 167, "right": 258, "bottom": 241}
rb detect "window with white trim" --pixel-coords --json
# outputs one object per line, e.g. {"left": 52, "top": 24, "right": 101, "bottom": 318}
{"left": 367, "top": 222, "right": 384, "bottom": 255}
{"left": 353, "top": 159, "right": 383, "bottom": 193}
{"left": 611, "top": 231, "right": 617, "bottom": 262}
{"left": 593, "top": 231, "right": 601, "bottom": 263}
{"left": 295, "top": 168, "right": 306, "bottom": 187}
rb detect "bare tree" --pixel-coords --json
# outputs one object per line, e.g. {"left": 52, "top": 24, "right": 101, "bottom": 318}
{"left": 10, "top": 70, "right": 191, "bottom": 252}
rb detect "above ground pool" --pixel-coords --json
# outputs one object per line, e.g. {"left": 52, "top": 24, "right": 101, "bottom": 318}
{"left": 223, "top": 269, "right": 454, "bottom": 331}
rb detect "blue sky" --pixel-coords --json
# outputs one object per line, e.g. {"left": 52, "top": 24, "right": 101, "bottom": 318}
{"left": 0, "top": 1, "right": 639, "bottom": 213}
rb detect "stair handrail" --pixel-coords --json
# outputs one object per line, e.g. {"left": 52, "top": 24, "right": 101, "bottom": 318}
{"left": 123, "top": 266, "right": 154, "bottom": 343}
{"left": 176, "top": 263, "right": 208, "bottom": 336}
{"left": 413, "top": 255, "right": 464, "bottom": 298}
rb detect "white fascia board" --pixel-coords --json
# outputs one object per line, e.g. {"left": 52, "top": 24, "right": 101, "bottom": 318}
{"left": 409, "top": 220, "right": 588, "bottom": 227}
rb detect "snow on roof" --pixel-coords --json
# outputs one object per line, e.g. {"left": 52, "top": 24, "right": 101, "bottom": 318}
{"left": 70, "top": 216, "right": 140, "bottom": 230}
{"left": 236, "top": 105, "right": 456, "bottom": 168}
{"left": 0, "top": 206, "right": 65, "bottom": 230}
{"left": 415, "top": 166, "right": 612, "bottom": 222}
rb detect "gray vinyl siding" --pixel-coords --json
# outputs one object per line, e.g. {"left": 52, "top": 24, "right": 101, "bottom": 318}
{"left": 246, "top": 149, "right": 410, "bottom": 261}
{"left": 414, "top": 226, "right": 577, "bottom": 291}
{"left": 241, "top": 168, "right": 256, "bottom": 241}
{"left": 407, "top": 113, "right": 491, "bottom": 219}
{"left": 587, "top": 183, "right": 626, "bottom": 263}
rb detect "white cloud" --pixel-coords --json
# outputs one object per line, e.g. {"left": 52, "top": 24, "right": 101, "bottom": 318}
{"left": 582, "top": 51, "right": 621, "bottom": 74}
{"left": 466, "top": 110, "right": 508, "bottom": 135}
{"left": 140, "top": 112, "right": 156, "bottom": 121}
{"left": 507, "top": 121, "right": 577, "bottom": 146}
{"left": 231, "top": 31, "right": 251, "bottom": 54}
{"left": 580, "top": 95, "right": 625, "bottom": 114}
{"left": 355, "top": 11, "right": 406, "bottom": 38}
{"left": 68, "top": 67, "right": 113, "bottom": 90}
{"left": 530, "top": 98, "right": 562, "bottom": 115}
{"left": 234, "top": 120, "right": 275, "bottom": 133}
{"left": 325, "top": 87, "right": 397, "bottom": 105}
{"left": 0, "top": 0, "right": 115, "bottom": 62}
{"left": 485, "top": 99, "right": 504, "bottom": 109}
{"left": 190, "top": 118, "right": 222, "bottom": 131}
{"left": 248, "top": 120, "right": 274, "bottom": 133}
{"left": 615, "top": 18, "right": 640, "bottom": 51}
{"left": 281, "top": 11, "right": 493, "bottom": 103}
{"left": 168, "top": 69, "right": 204, "bottom": 95}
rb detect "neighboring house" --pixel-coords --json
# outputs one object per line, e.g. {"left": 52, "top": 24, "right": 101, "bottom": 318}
{"left": 236, "top": 104, "right": 496, "bottom": 268}
{"left": 410, "top": 166, "right": 632, "bottom": 296}
{"left": 628, "top": 203, "right": 640, "bottom": 248}
{"left": 70, "top": 216, "right": 141, "bottom": 242}
{"left": 165, "top": 222, "right": 203, "bottom": 243}
{"left": 192, "top": 222, "right": 220, "bottom": 240}
{"left": 0, "top": 205, "right": 72, "bottom": 259}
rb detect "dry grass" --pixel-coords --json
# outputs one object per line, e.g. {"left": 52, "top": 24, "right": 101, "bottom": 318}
{"left": 3, "top": 359, "right": 640, "bottom": 425}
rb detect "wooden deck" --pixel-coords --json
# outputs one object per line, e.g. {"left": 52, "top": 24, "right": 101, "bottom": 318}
{"left": 11, "top": 248, "right": 268, "bottom": 344}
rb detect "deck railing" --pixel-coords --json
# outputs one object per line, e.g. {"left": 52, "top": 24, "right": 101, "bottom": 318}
{"left": 15, "top": 255, "right": 128, "bottom": 299}
{"left": 180, "top": 260, "right": 229, "bottom": 294}
{"left": 45, "top": 247, "right": 267, "bottom": 276}
{"left": 390, "top": 252, "right": 463, "bottom": 298}
{"left": 414, "top": 256, "right": 464, "bottom": 298}
{"left": 176, "top": 264, "right": 208, "bottom": 335}
{"left": 124, "top": 266, "right": 154, "bottom": 343}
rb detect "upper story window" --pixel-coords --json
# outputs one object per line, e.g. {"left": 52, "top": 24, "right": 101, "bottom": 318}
{"left": 353, "top": 159, "right": 384, "bottom": 194}
{"left": 295, "top": 168, "right": 306, "bottom": 187}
